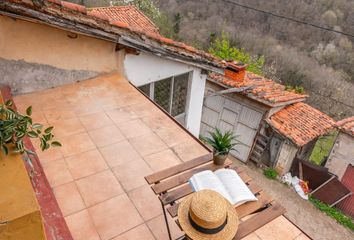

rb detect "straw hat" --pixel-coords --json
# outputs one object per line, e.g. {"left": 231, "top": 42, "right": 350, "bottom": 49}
{"left": 178, "top": 190, "right": 239, "bottom": 240}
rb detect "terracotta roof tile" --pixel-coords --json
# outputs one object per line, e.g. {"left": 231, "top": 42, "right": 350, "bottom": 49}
{"left": 209, "top": 72, "right": 307, "bottom": 106}
{"left": 267, "top": 102, "right": 335, "bottom": 146}
{"left": 60, "top": 1, "right": 86, "bottom": 14}
{"left": 89, "top": 6, "right": 159, "bottom": 34}
{"left": 1, "top": 0, "right": 222, "bottom": 69}
{"left": 337, "top": 116, "right": 354, "bottom": 136}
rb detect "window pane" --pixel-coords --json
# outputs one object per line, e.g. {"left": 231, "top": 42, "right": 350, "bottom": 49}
{"left": 154, "top": 78, "right": 172, "bottom": 113}
{"left": 171, "top": 73, "right": 189, "bottom": 116}
{"left": 138, "top": 84, "right": 150, "bottom": 97}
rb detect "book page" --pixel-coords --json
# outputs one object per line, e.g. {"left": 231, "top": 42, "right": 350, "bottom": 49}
{"left": 189, "top": 170, "right": 232, "bottom": 203}
{"left": 215, "top": 169, "right": 257, "bottom": 206}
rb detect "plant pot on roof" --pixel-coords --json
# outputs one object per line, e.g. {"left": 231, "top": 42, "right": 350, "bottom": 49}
{"left": 201, "top": 128, "right": 239, "bottom": 166}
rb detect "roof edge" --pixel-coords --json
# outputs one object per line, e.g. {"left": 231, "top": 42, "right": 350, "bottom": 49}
{"left": 0, "top": 0, "right": 223, "bottom": 73}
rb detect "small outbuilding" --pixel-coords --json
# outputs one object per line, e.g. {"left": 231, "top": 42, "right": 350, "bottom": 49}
{"left": 266, "top": 103, "right": 335, "bottom": 175}
{"left": 325, "top": 117, "right": 354, "bottom": 218}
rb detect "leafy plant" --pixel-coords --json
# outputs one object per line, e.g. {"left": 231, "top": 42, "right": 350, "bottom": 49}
{"left": 209, "top": 32, "right": 265, "bottom": 75}
{"left": 263, "top": 167, "right": 278, "bottom": 180}
{"left": 309, "top": 196, "right": 354, "bottom": 231}
{"left": 201, "top": 128, "right": 239, "bottom": 156}
{"left": 285, "top": 85, "right": 305, "bottom": 94}
{"left": 0, "top": 100, "right": 61, "bottom": 156}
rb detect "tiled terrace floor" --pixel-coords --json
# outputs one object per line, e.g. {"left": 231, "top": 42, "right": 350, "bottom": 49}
{"left": 14, "top": 73, "right": 309, "bottom": 240}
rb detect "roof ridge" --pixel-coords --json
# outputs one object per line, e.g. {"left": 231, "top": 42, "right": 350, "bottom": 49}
{"left": 1, "top": 0, "right": 222, "bottom": 70}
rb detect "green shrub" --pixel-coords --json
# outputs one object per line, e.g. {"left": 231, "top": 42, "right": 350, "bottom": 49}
{"left": 309, "top": 196, "right": 354, "bottom": 231}
{"left": 208, "top": 32, "right": 265, "bottom": 75}
{"left": 263, "top": 168, "right": 278, "bottom": 180}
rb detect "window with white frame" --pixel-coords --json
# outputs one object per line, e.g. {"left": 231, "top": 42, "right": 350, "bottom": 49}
{"left": 138, "top": 72, "right": 190, "bottom": 125}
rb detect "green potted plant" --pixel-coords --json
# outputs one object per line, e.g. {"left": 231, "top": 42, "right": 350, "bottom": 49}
{"left": 201, "top": 128, "right": 239, "bottom": 165}
{"left": 0, "top": 99, "right": 61, "bottom": 156}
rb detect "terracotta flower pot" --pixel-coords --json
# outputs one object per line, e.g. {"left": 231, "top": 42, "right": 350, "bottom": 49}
{"left": 213, "top": 153, "right": 228, "bottom": 165}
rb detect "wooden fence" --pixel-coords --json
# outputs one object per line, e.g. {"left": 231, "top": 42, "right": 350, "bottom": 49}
{"left": 290, "top": 158, "right": 351, "bottom": 207}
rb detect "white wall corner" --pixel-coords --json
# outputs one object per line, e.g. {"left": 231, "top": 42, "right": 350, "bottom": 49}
{"left": 186, "top": 69, "right": 207, "bottom": 137}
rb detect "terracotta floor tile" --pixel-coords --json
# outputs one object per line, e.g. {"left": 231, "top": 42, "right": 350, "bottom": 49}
{"left": 79, "top": 113, "right": 113, "bottom": 131}
{"left": 129, "top": 133, "right": 168, "bottom": 157}
{"left": 112, "top": 159, "right": 152, "bottom": 191}
{"left": 106, "top": 107, "right": 138, "bottom": 125}
{"left": 43, "top": 107, "right": 76, "bottom": 122}
{"left": 155, "top": 127, "right": 191, "bottom": 147}
{"left": 88, "top": 125, "right": 125, "bottom": 147}
{"left": 88, "top": 194, "right": 143, "bottom": 240}
{"left": 172, "top": 140, "right": 208, "bottom": 162}
{"left": 147, "top": 214, "right": 184, "bottom": 240}
{"left": 76, "top": 170, "right": 124, "bottom": 207}
{"left": 112, "top": 224, "right": 155, "bottom": 240}
{"left": 65, "top": 209, "right": 100, "bottom": 240}
{"left": 117, "top": 119, "right": 152, "bottom": 139}
{"left": 73, "top": 103, "right": 102, "bottom": 117}
{"left": 241, "top": 233, "right": 261, "bottom": 240}
{"left": 144, "top": 149, "right": 181, "bottom": 171}
{"left": 59, "top": 132, "right": 96, "bottom": 157}
{"left": 102, "top": 97, "right": 128, "bottom": 111}
{"left": 49, "top": 118, "right": 86, "bottom": 137}
{"left": 128, "top": 185, "right": 162, "bottom": 221}
{"left": 254, "top": 216, "right": 302, "bottom": 240}
{"left": 129, "top": 102, "right": 161, "bottom": 118}
{"left": 141, "top": 115, "right": 175, "bottom": 132}
{"left": 294, "top": 233, "right": 311, "bottom": 240}
{"left": 65, "top": 149, "right": 108, "bottom": 179}
{"left": 42, "top": 159, "right": 73, "bottom": 187}
{"left": 31, "top": 138, "right": 63, "bottom": 164}
{"left": 53, "top": 182, "right": 85, "bottom": 216}
{"left": 99, "top": 140, "right": 142, "bottom": 168}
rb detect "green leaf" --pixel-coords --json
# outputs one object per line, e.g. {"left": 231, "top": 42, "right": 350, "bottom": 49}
{"left": 26, "top": 106, "right": 32, "bottom": 116}
{"left": 51, "top": 141, "right": 62, "bottom": 147}
{"left": 44, "top": 126, "right": 54, "bottom": 134}
{"left": 5, "top": 99, "right": 13, "bottom": 107}
{"left": 32, "top": 123, "right": 43, "bottom": 129}
{"left": 27, "top": 131, "right": 38, "bottom": 138}
{"left": 1, "top": 145, "right": 8, "bottom": 155}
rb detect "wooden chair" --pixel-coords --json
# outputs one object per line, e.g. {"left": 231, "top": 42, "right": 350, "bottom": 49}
{"left": 145, "top": 153, "right": 286, "bottom": 240}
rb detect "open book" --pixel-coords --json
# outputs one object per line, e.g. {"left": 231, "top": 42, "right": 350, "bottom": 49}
{"left": 189, "top": 169, "right": 257, "bottom": 206}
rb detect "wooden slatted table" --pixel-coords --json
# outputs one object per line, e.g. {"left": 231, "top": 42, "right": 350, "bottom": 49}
{"left": 145, "top": 153, "right": 286, "bottom": 240}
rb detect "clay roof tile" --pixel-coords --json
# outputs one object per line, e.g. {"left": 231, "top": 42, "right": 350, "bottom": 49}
{"left": 268, "top": 102, "right": 335, "bottom": 146}
{"left": 60, "top": 1, "right": 86, "bottom": 14}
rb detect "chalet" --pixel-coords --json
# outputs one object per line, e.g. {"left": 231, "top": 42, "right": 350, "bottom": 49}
{"left": 202, "top": 61, "right": 335, "bottom": 175}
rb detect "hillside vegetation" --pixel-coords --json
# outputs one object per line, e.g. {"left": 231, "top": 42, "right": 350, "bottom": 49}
{"left": 69, "top": 0, "right": 354, "bottom": 119}
{"left": 157, "top": 0, "right": 354, "bottom": 119}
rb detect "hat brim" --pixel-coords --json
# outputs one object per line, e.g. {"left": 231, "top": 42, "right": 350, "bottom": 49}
{"left": 178, "top": 195, "right": 239, "bottom": 240}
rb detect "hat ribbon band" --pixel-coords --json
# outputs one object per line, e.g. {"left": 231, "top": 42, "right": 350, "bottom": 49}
{"left": 188, "top": 213, "right": 228, "bottom": 235}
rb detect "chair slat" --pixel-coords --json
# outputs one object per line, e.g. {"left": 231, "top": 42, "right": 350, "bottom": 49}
{"left": 159, "top": 184, "right": 192, "bottom": 205}
{"left": 152, "top": 159, "right": 233, "bottom": 194}
{"left": 167, "top": 181, "right": 262, "bottom": 218}
{"left": 233, "top": 202, "right": 286, "bottom": 240}
{"left": 145, "top": 153, "right": 212, "bottom": 184}
{"left": 236, "top": 191, "right": 273, "bottom": 218}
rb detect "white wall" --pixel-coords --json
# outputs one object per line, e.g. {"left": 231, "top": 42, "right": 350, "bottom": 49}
{"left": 326, "top": 132, "right": 354, "bottom": 180}
{"left": 123, "top": 52, "right": 207, "bottom": 136}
